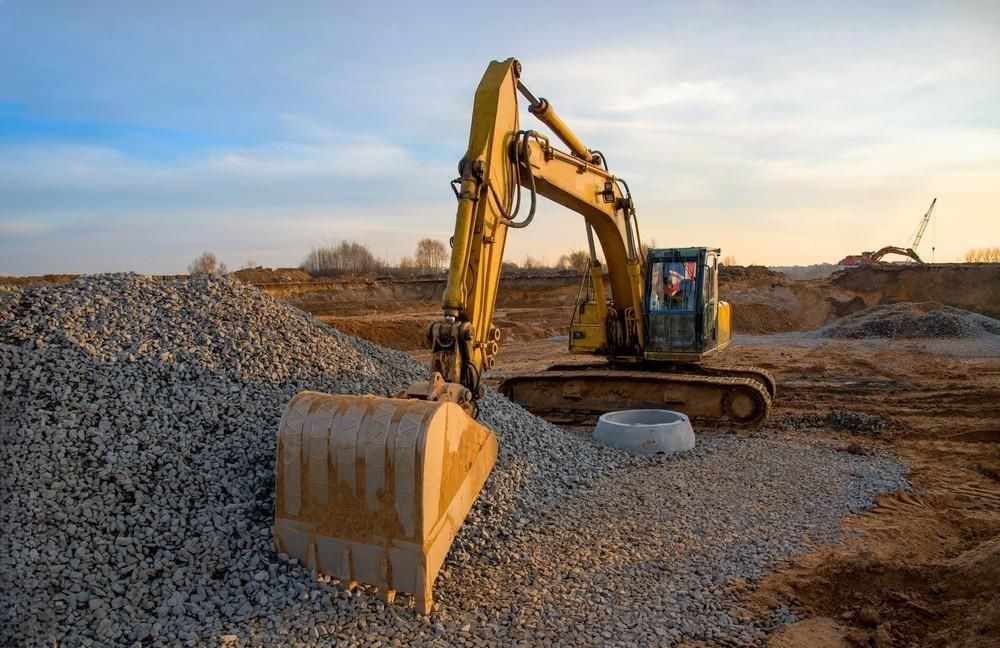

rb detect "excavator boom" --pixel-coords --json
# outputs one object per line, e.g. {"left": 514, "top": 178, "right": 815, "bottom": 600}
{"left": 428, "top": 58, "right": 646, "bottom": 408}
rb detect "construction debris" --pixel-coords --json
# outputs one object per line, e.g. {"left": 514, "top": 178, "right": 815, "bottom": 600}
{"left": 1, "top": 274, "right": 908, "bottom": 645}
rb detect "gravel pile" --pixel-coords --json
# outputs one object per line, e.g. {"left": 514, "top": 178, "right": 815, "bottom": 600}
{"left": 820, "top": 302, "right": 1000, "bottom": 340}
{"left": 781, "top": 410, "right": 888, "bottom": 435}
{"left": 1, "top": 274, "right": 908, "bottom": 646}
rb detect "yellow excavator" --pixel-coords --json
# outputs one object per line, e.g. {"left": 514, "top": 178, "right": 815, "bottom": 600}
{"left": 273, "top": 58, "right": 774, "bottom": 614}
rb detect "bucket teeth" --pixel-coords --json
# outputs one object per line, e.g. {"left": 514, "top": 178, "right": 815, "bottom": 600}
{"left": 273, "top": 391, "right": 498, "bottom": 613}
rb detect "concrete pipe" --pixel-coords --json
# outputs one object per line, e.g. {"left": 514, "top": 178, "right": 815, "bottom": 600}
{"left": 593, "top": 409, "right": 695, "bottom": 455}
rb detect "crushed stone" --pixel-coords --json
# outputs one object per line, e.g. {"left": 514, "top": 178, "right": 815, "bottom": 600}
{"left": 1, "top": 274, "right": 909, "bottom": 646}
{"left": 818, "top": 302, "right": 1000, "bottom": 340}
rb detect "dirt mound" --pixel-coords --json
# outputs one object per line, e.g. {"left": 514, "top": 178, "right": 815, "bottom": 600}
{"left": 0, "top": 274, "right": 77, "bottom": 286}
{"left": 822, "top": 302, "right": 1000, "bottom": 340}
{"left": 320, "top": 315, "right": 429, "bottom": 350}
{"left": 231, "top": 266, "right": 314, "bottom": 283}
{"left": 828, "top": 295, "right": 867, "bottom": 317}
{"left": 732, "top": 302, "right": 797, "bottom": 334}
{"left": 720, "top": 264, "right": 783, "bottom": 283}
{"left": 322, "top": 306, "right": 573, "bottom": 352}
{"left": 832, "top": 263, "right": 1000, "bottom": 319}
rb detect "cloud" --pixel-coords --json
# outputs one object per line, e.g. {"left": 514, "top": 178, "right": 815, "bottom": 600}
{"left": 0, "top": 202, "right": 460, "bottom": 275}
{"left": 607, "top": 81, "right": 735, "bottom": 112}
{"left": 0, "top": 219, "right": 50, "bottom": 236}
{"left": 0, "top": 122, "right": 453, "bottom": 221}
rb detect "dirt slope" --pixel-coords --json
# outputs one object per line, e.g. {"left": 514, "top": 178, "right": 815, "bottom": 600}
{"left": 832, "top": 263, "right": 1000, "bottom": 319}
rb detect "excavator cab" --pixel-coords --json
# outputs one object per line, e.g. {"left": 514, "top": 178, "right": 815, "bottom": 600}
{"left": 642, "top": 247, "right": 731, "bottom": 361}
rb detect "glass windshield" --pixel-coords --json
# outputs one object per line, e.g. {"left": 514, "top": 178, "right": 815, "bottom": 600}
{"left": 648, "top": 259, "right": 698, "bottom": 311}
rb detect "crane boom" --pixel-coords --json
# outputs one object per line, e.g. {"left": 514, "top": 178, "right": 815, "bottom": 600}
{"left": 910, "top": 197, "right": 936, "bottom": 251}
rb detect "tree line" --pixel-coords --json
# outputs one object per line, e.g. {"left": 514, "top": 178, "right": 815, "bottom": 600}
{"left": 297, "top": 240, "right": 600, "bottom": 276}
{"left": 300, "top": 239, "right": 450, "bottom": 276}
{"left": 964, "top": 247, "right": 1000, "bottom": 263}
{"left": 199, "top": 239, "right": 923, "bottom": 278}
{"left": 187, "top": 242, "right": 654, "bottom": 277}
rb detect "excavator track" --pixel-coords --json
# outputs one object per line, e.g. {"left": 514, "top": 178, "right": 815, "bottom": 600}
{"left": 545, "top": 362, "right": 777, "bottom": 400}
{"left": 499, "top": 368, "right": 772, "bottom": 428}
{"left": 673, "top": 365, "right": 776, "bottom": 400}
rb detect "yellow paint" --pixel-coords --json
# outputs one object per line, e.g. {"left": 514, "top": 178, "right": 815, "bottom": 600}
{"left": 528, "top": 98, "right": 594, "bottom": 162}
{"left": 717, "top": 300, "right": 732, "bottom": 348}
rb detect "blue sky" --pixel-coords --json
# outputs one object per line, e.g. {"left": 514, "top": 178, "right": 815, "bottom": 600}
{"left": 2, "top": 1, "right": 998, "bottom": 274}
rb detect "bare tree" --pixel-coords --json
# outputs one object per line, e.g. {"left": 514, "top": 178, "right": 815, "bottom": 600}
{"left": 640, "top": 238, "right": 657, "bottom": 260}
{"left": 522, "top": 255, "right": 547, "bottom": 270}
{"left": 556, "top": 250, "right": 590, "bottom": 273}
{"left": 301, "top": 241, "right": 383, "bottom": 276}
{"left": 964, "top": 247, "right": 1000, "bottom": 263}
{"left": 188, "top": 251, "right": 228, "bottom": 275}
{"left": 415, "top": 239, "right": 448, "bottom": 271}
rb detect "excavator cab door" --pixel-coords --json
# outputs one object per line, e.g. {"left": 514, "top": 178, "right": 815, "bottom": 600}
{"left": 643, "top": 247, "right": 718, "bottom": 357}
{"left": 701, "top": 251, "right": 720, "bottom": 347}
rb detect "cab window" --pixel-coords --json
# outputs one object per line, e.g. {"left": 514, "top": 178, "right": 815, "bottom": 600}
{"left": 648, "top": 260, "right": 697, "bottom": 311}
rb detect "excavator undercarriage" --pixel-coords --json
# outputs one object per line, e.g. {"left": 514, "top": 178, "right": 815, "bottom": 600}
{"left": 499, "top": 364, "right": 775, "bottom": 428}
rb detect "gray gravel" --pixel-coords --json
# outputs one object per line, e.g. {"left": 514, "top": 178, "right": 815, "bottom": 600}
{"left": 1, "top": 274, "right": 909, "bottom": 646}
{"left": 777, "top": 409, "right": 889, "bottom": 435}
{"left": 819, "top": 302, "right": 1000, "bottom": 340}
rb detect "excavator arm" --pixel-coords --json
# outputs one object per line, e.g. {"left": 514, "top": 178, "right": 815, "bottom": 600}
{"left": 869, "top": 245, "right": 924, "bottom": 264}
{"left": 407, "top": 57, "right": 646, "bottom": 414}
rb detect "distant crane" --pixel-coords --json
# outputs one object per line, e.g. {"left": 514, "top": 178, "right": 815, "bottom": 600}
{"left": 837, "top": 198, "right": 938, "bottom": 267}
{"left": 909, "top": 197, "right": 937, "bottom": 260}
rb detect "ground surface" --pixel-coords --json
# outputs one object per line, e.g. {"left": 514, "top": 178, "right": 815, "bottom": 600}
{"left": 0, "top": 276, "right": 908, "bottom": 646}
{"left": 3, "top": 265, "right": 998, "bottom": 646}
{"left": 256, "top": 264, "right": 1000, "bottom": 647}
{"left": 728, "top": 338, "right": 1000, "bottom": 648}
{"left": 439, "top": 333, "right": 1000, "bottom": 647}
{"left": 568, "top": 343, "right": 998, "bottom": 645}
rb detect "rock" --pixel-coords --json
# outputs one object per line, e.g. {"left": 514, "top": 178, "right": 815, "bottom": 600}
{"left": 858, "top": 605, "right": 881, "bottom": 628}
{"left": 874, "top": 622, "right": 893, "bottom": 648}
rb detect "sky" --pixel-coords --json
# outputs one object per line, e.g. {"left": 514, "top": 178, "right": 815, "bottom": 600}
{"left": 1, "top": 1, "right": 998, "bottom": 275}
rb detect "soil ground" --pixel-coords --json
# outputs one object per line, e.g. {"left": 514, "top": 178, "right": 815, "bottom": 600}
{"left": 415, "top": 335, "right": 1000, "bottom": 647}
{"left": 7, "top": 264, "right": 997, "bottom": 645}
{"left": 250, "top": 263, "right": 999, "bottom": 647}
{"left": 725, "top": 339, "right": 999, "bottom": 647}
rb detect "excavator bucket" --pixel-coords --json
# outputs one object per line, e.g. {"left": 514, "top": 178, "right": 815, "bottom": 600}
{"left": 273, "top": 391, "right": 498, "bottom": 613}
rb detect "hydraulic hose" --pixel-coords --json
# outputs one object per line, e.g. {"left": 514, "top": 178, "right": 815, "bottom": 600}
{"left": 506, "top": 131, "right": 536, "bottom": 229}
